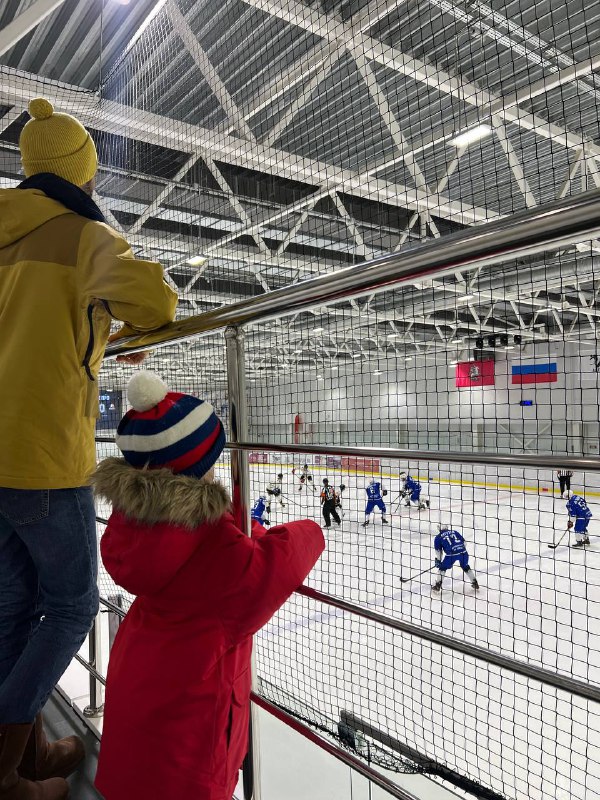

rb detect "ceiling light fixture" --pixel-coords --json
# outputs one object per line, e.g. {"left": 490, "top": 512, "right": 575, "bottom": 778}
{"left": 451, "top": 124, "right": 492, "bottom": 148}
{"left": 187, "top": 255, "right": 207, "bottom": 267}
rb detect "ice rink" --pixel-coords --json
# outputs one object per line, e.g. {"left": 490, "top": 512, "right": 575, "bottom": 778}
{"left": 97, "top": 456, "right": 600, "bottom": 800}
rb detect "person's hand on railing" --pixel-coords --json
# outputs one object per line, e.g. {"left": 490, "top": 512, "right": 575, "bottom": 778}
{"left": 116, "top": 351, "right": 149, "bottom": 365}
{"left": 108, "top": 326, "right": 150, "bottom": 364}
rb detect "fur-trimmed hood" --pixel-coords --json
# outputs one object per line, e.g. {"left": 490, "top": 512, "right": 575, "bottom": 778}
{"left": 93, "top": 458, "right": 233, "bottom": 597}
{"left": 93, "top": 457, "right": 230, "bottom": 527}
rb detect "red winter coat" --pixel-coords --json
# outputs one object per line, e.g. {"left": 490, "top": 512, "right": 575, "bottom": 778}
{"left": 92, "top": 458, "right": 324, "bottom": 800}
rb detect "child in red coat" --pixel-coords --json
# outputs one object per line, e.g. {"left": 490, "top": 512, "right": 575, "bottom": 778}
{"left": 93, "top": 372, "right": 324, "bottom": 800}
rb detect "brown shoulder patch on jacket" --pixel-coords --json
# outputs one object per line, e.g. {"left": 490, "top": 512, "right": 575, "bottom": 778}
{"left": 92, "top": 457, "right": 231, "bottom": 529}
{"left": 0, "top": 214, "right": 87, "bottom": 268}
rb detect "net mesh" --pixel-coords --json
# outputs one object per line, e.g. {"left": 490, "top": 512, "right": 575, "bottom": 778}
{"left": 1, "top": 0, "right": 600, "bottom": 797}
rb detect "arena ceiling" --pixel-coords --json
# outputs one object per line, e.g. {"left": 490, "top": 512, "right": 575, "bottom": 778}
{"left": 1, "top": 0, "right": 600, "bottom": 383}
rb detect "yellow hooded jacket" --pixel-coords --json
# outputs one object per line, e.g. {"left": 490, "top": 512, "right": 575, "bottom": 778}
{"left": 0, "top": 188, "right": 178, "bottom": 489}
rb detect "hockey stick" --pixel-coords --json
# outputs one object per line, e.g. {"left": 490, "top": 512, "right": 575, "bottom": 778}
{"left": 280, "top": 493, "right": 304, "bottom": 509}
{"left": 549, "top": 528, "right": 570, "bottom": 550}
{"left": 400, "top": 565, "right": 435, "bottom": 584}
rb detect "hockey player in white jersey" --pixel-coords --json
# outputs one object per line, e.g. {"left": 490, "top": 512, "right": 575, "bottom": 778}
{"left": 294, "top": 463, "right": 315, "bottom": 493}
{"left": 266, "top": 473, "right": 286, "bottom": 508}
{"left": 362, "top": 478, "right": 389, "bottom": 526}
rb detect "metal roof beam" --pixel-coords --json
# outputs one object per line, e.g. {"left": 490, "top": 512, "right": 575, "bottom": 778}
{"left": 0, "top": 0, "right": 68, "bottom": 58}
{"left": 0, "top": 69, "right": 491, "bottom": 225}
{"left": 167, "top": 2, "right": 255, "bottom": 140}
{"left": 242, "top": 0, "right": 600, "bottom": 163}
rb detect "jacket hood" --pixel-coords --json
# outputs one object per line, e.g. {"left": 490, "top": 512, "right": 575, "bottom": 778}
{"left": 0, "top": 188, "right": 73, "bottom": 248}
{"left": 93, "top": 458, "right": 232, "bottom": 596}
{"left": 93, "top": 457, "right": 231, "bottom": 527}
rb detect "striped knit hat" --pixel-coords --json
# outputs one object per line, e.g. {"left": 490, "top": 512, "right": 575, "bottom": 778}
{"left": 116, "top": 372, "right": 225, "bottom": 478}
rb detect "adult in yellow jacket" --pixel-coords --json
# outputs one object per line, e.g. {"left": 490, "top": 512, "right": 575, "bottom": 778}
{"left": 0, "top": 99, "right": 178, "bottom": 800}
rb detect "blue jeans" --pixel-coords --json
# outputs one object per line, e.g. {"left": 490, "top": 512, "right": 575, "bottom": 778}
{"left": 0, "top": 487, "right": 99, "bottom": 723}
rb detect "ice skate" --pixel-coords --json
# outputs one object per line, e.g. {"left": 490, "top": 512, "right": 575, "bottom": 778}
{"left": 382, "top": 517, "right": 389, "bottom": 524}
{"left": 584, "top": 536, "right": 591, "bottom": 544}
{"left": 432, "top": 580, "right": 442, "bottom": 592}
{"left": 471, "top": 579, "right": 479, "bottom": 590}
{"left": 361, "top": 520, "right": 370, "bottom": 527}
{"left": 572, "top": 540, "right": 585, "bottom": 548}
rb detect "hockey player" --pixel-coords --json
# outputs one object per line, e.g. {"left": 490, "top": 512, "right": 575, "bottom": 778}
{"left": 266, "top": 473, "right": 286, "bottom": 507}
{"left": 362, "top": 478, "right": 388, "bottom": 526}
{"left": 251, "top": 496, "right": 270, "bottom": 527}
{"left": 566, "top": 490, "right": 592, "bottom": 547}
{"left": 320, "top": 479, "right": 341, "bottom": 528}
{"left": 297, "top": 463, "right": 315, "bottom": 493}
{"left": 432, "top": 523, "right": 479, "bottom": 592}
{"left": 335, "top": 484, "right": 346, "bottom": 517}
{"left": 399, "top": 472, "right": 429, "bottom": 510}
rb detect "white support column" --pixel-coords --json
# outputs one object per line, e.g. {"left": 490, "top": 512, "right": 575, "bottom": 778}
{"left": 557, "top": 148, "right": 584, "bottom": 199}
{"left": 0, "top": 105, "right": 23, "bottom": 134}
{"left": 128, "top": 154, "right": 199, "bottom": 234}
{"left": 0, "top": 0, "right": 68, "bottom": 57}
{"left": 262, "top": 45, "right": 341, "bottom": 147}
{"left": 203, "top": 155, "right": 271, "bottom": 256}
{"left": 332, "top": 191, "right": 373, "bottom": 258}
{"left": 276, "top": 190, "right": 330, "bottom": 256}
{"left": 491, "top": 116, "right": 537, "bottom": 208}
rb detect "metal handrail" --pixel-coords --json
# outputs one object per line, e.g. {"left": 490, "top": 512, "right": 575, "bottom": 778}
{"left": 229, "top": 441, "right": 600, "bottom": 472}
{"left": 104, "top": 189, "right": 600, "bottom": 357}
{"left": 96, "top": 436, "right": 600, "bottom": 473}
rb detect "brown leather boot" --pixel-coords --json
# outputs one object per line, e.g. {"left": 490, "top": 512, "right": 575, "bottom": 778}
{"left": 18, "top": 716, "right": 84, "bottom": 782}
{"left": 0, "top": 724, "right": 68, "bottom": 798}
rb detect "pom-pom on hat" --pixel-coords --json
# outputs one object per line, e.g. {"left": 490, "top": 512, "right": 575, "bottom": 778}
{"left": 115, "top": 372, "right": 225, "bottom": 479}
{"left": 19, "top": 98, "right": 98, "bottom": 186}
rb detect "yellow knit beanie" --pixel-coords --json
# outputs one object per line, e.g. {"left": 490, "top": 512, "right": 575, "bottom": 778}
{"left": 19, "top": 98, "right": 98, "bottom": 187}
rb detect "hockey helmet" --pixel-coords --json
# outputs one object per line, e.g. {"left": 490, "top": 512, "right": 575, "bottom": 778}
{"left": 437, "top": 522, "right": 451, "bottom": 532}
{"left": 369, "top": 477, "right": 375, "bottom": 485}
{"left": 259, "top": 494, "right": 267, "bottom": 501}
{"left": 399, "top": 471, "right": 406, "bottom": 478}
{"left": 323, "top": 478, "right": 329, "bottom": 485}
{"left": 339, "top": 484, "right": 346, "bottom": 492}
{"left": 303, "top": 463, "right": 308, "bottom": 469}
{"left": 277, "top": 473, "right": 283, "bottom": 479}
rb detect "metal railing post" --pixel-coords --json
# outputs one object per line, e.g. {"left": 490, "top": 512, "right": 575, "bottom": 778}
{"left": 83, "top": 615, "right": 104, "bottom": 717}
{"left": 225, "top": 325, "right": 262, "bottom": 800}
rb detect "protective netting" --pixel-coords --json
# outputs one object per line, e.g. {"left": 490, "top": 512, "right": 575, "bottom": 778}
{"left": 1, "top": 0, "right": 600, "bottom": 798}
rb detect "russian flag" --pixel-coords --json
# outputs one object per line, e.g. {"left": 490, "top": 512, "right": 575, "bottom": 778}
{"left": 512, "top": 362, "right": 558, "bottom": 384}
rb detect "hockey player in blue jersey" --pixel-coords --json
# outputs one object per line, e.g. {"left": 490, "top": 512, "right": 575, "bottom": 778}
{"left": 361, "top": 478, "right": 389, "bottom": 526}
{"left": 399, "top": 472, "right": 429, "bottom": 510}
{"left": 566, "top": 491, "right": 592, "bottom": 547}
{"left": 251, "top": 495, "right": 270, "bottom": 527}
{"left": 432, "top": 523, "right": 479, "bottom": 592}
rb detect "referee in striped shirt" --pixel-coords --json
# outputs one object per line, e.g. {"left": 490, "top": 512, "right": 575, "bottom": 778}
{"left": 557, "top": 469, "right": 573, "bottom": 498}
